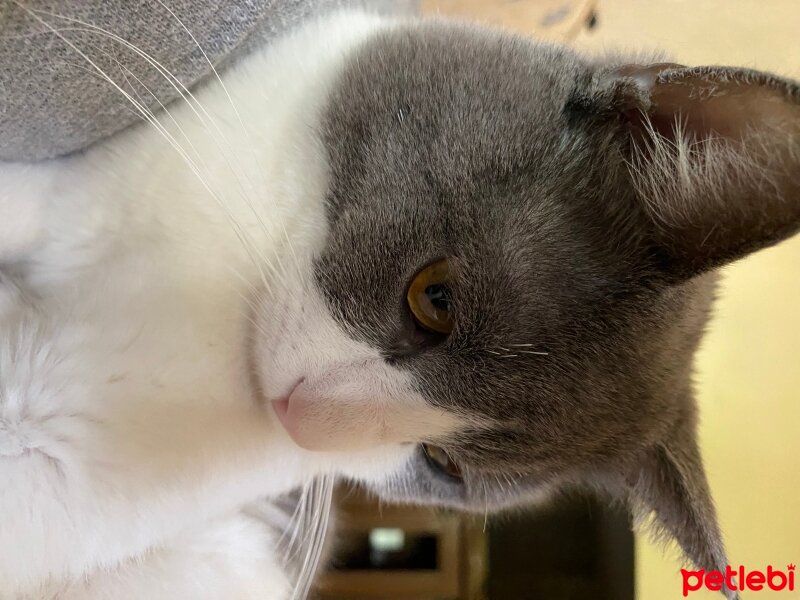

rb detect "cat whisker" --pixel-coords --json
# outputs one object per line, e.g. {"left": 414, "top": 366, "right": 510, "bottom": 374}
{"left": 481, "top": 478, "right": 490, "bottom": 533}
{"left": 111, "top": 59, "right": 286, "bottom": 299}
{"left": 61, "top": 60, "right": 142, "bottom": 120}
{"left": 153, "top": 0, "right": 298, "bottom": 288}
{"left": 291, "top": 475, "right": 334, "bottom": 600}
{"left": 105, "top": 48, "right": 212, "bottom": 176}
{"left": 152, "top": 0, "right": 271, "bottom": 197}
{"left": 487, "top": 346, "right": 549, "bottom": 358}
{"left": 277, "top": 488, "right": 309, "bottom": 554}
{"left": 21, "top": 6, "right": 285, "bottom": 294}
{"left": 274, "top": 475, "right": 334, "bottom": 600}
{"left": 232, "top": 289, "right": 266, "bottom": 332}
{"left": 283, "top": 482, "right": 312, "bottom": 561}
{"left": 101, "top": 30, "right": 278, "bottom": 297}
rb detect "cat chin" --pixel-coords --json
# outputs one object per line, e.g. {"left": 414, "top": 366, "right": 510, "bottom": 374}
{"left": 330, "top": 444, "right": 418, "bottom": 486}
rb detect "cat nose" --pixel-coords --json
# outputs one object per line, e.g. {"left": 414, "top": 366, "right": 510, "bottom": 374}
{"left": 272, "top": 384, "right": 378, "bottom": 452}
{"left": 272, "top": 390, "right": 316, "bottom": 449}
{"left": 270, "top": 366, "right": 464, "bottom": 452}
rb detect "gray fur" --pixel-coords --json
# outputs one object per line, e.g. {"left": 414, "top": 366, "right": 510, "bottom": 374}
{"left": 313, "top": 22, "right": 800, "bottom": 598}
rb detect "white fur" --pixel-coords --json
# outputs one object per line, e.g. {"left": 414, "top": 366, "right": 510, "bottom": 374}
{"left": 0, "top": 164, "right": 47, "bottom": 263}
{"left": 0, "top": 11, "right": 434, "bottom": 598}
{"left": 256, "top": 272, "right": 463, "bottom": 454}
{"left": 53, "top": 506, "right": 292, "bottom": 600}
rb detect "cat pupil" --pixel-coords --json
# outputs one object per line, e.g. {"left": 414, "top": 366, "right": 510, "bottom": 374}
{"left": 425, "top": 283, "right": 450, "bottom": 312}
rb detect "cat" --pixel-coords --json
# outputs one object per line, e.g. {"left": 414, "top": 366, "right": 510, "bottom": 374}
{"left": 0, "top": 4, "right": 798, "bottom": 600}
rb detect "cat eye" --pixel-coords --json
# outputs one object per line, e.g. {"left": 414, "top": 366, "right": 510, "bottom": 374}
{"left": 421, "top": 443, "right": 462, "bottom": 481}
{"left": 407, "top": 259, "right": 454, "bottom": 334}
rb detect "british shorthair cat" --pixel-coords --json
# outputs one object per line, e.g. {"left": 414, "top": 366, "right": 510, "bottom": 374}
{"left": 0, "top": 4, "right": 798, "bottom": 599}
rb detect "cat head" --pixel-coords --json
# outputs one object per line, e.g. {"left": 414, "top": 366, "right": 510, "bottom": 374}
{"left": 255, "top": 20, "right": 799, "bottom": 593}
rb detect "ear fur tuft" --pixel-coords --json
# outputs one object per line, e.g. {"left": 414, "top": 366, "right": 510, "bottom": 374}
{"left": 584, "top": 63, "right": 800, "bottom": 279}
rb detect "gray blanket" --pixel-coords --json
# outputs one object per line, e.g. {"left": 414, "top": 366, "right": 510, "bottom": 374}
{"left": 0, "top": 0, "right": 419, "bottom": 161}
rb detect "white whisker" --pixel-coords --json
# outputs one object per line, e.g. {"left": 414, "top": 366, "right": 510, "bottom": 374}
{"left": 152, "top": 0, "right": 295, "bottom": 284}
{"left": 289, "top": 475, "right": 334, "bottom": 600}
{"left": 13, "top": 3, "right": 283, "bottom": 297}
{"left": 20, "top": 7, "right": 285, "bottom": 293}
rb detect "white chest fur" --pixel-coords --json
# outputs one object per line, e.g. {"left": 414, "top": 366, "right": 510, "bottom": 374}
{"left": 0, "top": 11, "right": 390, "bottom": 596}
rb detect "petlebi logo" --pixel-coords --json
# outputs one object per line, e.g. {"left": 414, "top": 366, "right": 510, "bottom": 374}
{"left": 681, "top": 564, "right": 795, "bottom": 596}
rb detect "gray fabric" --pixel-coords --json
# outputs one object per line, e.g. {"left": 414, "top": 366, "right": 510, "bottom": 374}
{"left": 0, "top": 0, "right": 419, "bottom": 161}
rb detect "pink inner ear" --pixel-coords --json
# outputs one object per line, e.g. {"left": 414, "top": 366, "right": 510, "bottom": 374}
{"left": 603, "top": 63, "right": 800, "bottom": 278}
{"left": 612, "top": 64, "right": 800, "bottom": 144}
{"left": 649, "top": 72, "right": 800, "bottom": 142}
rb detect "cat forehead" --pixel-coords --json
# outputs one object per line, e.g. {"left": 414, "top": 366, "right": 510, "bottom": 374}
{"left": 320, "top": 22, "right": 588, "bottom": 190}
{"left": 314, "top": 22, "right": 615, "bottom": 296}
{"left": 313, "top": 22, "right": 612, "bottom": 323}
{"left": 311, "top": 25, "right": 617, "bottom": 396}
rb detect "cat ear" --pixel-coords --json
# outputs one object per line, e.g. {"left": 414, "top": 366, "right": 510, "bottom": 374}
{"left": 624, "top": 414, "right": 739, "bottom": 599}
{"left": 587, "top": 63, "right": 800, "bottom": 279}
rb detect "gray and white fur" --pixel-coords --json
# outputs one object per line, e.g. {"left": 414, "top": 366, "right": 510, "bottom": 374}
{"left": 0, "top": 4, "right": 798, "bottom": 600}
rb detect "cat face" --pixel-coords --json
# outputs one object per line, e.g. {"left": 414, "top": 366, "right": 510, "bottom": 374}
{"left": 256, "top": 21, "right": 799, "bottom": 591}
{"left": 313, "top": 27, "right": 679, "bottom": 493}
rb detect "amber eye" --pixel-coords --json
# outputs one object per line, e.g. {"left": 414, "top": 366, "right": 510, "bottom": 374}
{"left": 422, "top": 443, "right": 463, "bottom": 481}
{"left": 407, "top": 259, "right": 454, "bottom": 334}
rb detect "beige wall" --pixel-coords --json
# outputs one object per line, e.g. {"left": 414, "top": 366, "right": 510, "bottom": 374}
{"left": 573, "top": 3, "right": 800, "bottom": 598}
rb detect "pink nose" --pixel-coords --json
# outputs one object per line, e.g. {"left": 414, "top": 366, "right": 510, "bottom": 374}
{"left": 272, "top": 380, "right": 311, "bottom": 445}
{"left": 272, "top": 383, "right": 380, "bottom": 452}
{"left": 272, "top": 385, "right": 335, "bottom": 451}
{"left": 271, "top": 396, "right": 292, "bottom": 428}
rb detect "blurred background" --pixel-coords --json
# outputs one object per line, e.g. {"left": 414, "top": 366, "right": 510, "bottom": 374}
{"left": 315, "top": 1, "right": 800, "bottom": 599}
